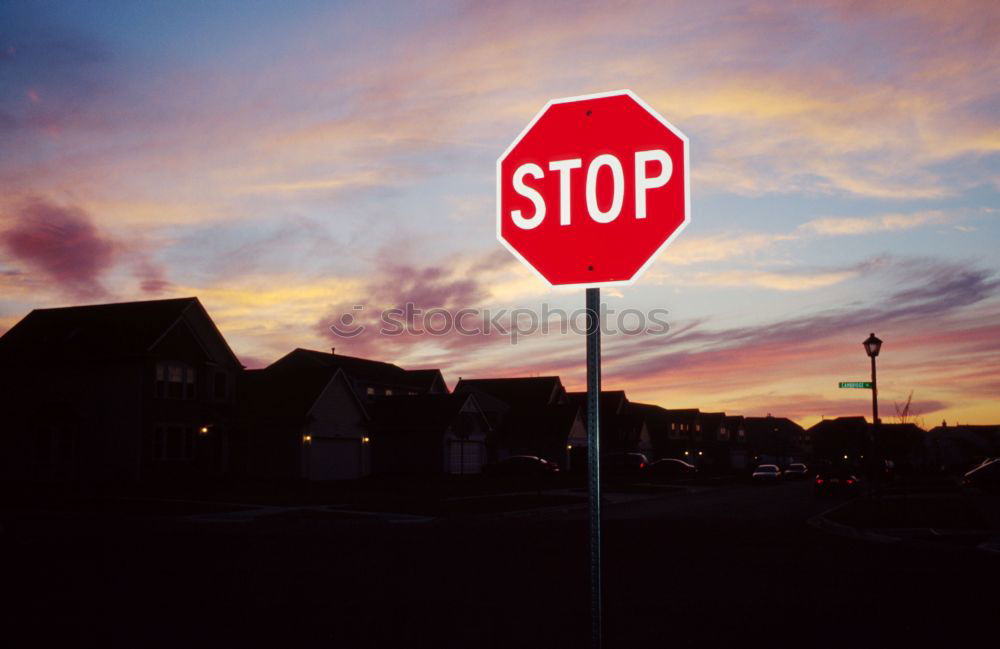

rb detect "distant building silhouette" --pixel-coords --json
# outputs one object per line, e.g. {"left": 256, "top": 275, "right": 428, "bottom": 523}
{"left": 455, "top": 376, "right": 579, "bottom": 468}
{"left": 927, "top": 423, "right": 1000, "bottom": 470}
{"left": 742, "top": 415, "right": 806, "bottom": 466}
{"left": 242, "top": 365, "right": 370, "bottom": 480}
{"left": 268, "top": 348, "right": 446, "bottom": 400}
{"left": 0, "top": 297, "right": 242, "bottom": 481}
{"left": 369, "top": 392, "right": 489, "bottom": 475}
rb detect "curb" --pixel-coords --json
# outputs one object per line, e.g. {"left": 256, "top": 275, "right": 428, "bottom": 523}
{"left": 808, "top": 499, "right": 1000, "bottom": 555}
{"left": 807, "top": 499, "right": 900, "bottom": 545}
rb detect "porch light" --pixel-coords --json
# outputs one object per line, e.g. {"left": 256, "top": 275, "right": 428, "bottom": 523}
{"left": 199, "top": 426, "right": 210, "bottom": 435}
{"left": 303, "top": 434, "right": 312, "bottom": 444}
{"left": 362, "top": 436, "right": 370, "bottom": 444}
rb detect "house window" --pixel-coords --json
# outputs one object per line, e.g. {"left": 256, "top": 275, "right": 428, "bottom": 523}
{"left": 155, "top": 363, "right": 196, "bottom": 399}
{"left": 154, "top": 424, "right": 195, "bottom": 460}
{"left": 385, "top": 389, "right": 393, "bottom": 396}
{"left": 366, "top": 387, "right": 375, "bottom": 397}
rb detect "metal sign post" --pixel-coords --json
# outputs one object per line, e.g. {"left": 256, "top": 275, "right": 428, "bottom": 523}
{"left": 496, "top": 90, "right": 690, "bottom": 649}
{"left": 585, "top": 287, "right": 602, "bottom": 649}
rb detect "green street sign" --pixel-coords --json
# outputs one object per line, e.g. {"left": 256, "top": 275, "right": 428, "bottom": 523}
{"left": 839, "top": 381, "right": 872, "bottom": 389}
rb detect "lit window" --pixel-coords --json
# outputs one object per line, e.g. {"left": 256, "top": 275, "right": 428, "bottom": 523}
{"left": 385, "top": 389, "right": 393, "bottom": 396}
{"left": 155, "top": 362, "right": 196, "bottom": 400}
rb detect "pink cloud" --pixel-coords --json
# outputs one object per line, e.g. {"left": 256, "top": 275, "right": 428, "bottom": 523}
{"left": 1, "top": 198, "right": 118, "bottom": 299}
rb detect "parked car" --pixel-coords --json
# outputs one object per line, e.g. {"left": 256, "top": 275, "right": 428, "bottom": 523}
{"left": 962, "top": 458, "right": 1000, "bottom": 492}
{"left": 485, "top": 455, "right": 560, "bottom": 477}
{"left": 751, "top": 464, "right": 782, "bottom": 483}
{"left": 814, "top": 469, "right": 860, "bottom": 494}
{"left": 602, "top": 452, "right": 648, "bottom": 481}
{"left": 783, "top": 463, "right": 809, "bottom": 479}
{"left": 645, "top": 458, "right": 697, "bottom": 482}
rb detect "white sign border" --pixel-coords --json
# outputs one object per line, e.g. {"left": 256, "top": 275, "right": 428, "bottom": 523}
{"left": 496, "top": 89, "right": 691, "bottom": 289}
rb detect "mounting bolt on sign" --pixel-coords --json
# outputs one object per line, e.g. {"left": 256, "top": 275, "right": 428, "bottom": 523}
{"left": 497, "top": 89, "right": 690, "bottom": 287}
{"left": 496, "top": 90, "right": 690, "bottom": 649}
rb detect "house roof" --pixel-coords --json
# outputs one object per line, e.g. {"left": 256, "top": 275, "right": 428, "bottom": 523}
{"left": 806, "top": 416, "right": 869, "bottom": 434}
{"left": 699, "top": 411, "right": 726, "bottom": 430}
{"left": 454, "top": 376, "right": 564, "bottom": 407}
{"left": 743, "top": 416, "right": 805, "bottom": 434}
{"left": 501, "top": 403, "right": 581, "bottom": 442}
{"left": 0, "top": 296, "right": 240, "bottom": 366}
{"left": 242, "top": 366, "right": 360, "bottom": 420}
{"left": 370, "top": 393, "right": 483, "bottom": 433}
{"left": 268, "top": 348, "right": 444, "bottom": 392}
{"left": 566, "top": 390, "right": 628, "bottom": 415}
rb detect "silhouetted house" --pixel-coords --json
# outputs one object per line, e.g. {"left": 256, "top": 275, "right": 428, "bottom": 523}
{"left": 499, "top": 404, "right": 584, "bottom": 470}
{"left": 566, "top": 390, "right": 636, "bottom": 469}
{"left": 878, "top": 422, "right": 928, "bottom": 471}
{"left": 269, "top": 348, "right": 447, "bottom": 401}
{"left": 927, "top": 423, "right": 999, "bottom": 471}
{"left": 651, "top": 408, "right": 702, "bottom": 461}
{"left": 723, "top": 415, "right": 749, "bottom": 469}
{"left": 808, "top": 417, "right": 870, "bottom": 465}
{"left": 620, "top": 406, "right": 652, "bottom": 458}
{"left": 698, "top": 411, "right": 729, "bottom": 470}
{"left": 370, "top": 393, "right": 489, "bottom": 475}
{"left": 627, "top": 403, "right": 674, "bottom": 460}
{"left": 0, "top": 297, "right": 242, "bottom": 481}
{"left": 454, "top": 376, "right": 568, "bottom": 409}
{"left": 454, "top": 376, "right": 576, "bottom": 466}
{"left": 242, "top": 366, "right": 370, "bottom": 480}
{"left": 743, "top": 415, "right": 805, "bottom": 465}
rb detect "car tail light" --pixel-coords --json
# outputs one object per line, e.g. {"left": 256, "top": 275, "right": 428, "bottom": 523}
{"left": 815, "top": 479, "right": 824, "bottom": 485}
{"left": 640, "top": 463, "right": 646, "bottom": 469}
{"left": 847, "top": 479, "right": 855, "bottom": 485}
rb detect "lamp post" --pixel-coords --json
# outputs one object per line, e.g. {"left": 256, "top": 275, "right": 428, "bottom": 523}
{"left": 863, "top": 333, "right": 883, "bottom": 493}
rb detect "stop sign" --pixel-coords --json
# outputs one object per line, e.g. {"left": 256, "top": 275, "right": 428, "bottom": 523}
{"left": 497, "top": 90, "right": 689, "bottom": 287}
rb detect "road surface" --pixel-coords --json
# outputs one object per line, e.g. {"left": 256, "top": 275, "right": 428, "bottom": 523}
{"left": 2, "top": 481, "right": 997, "bottom": 648}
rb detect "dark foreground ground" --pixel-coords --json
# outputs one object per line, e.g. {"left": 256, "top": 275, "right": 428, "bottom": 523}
{"left": 2, "top": 480, "right": 997, "bottom": 649}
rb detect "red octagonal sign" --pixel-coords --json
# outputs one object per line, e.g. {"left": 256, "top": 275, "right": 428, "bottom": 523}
{"left": 497, "top": 90, "right": 689, "bottom": 287}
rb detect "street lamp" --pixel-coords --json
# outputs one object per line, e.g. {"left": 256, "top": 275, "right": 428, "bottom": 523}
{"left": 863, "top": 333, "right": 882, "bottom": 426}
{"left": 863, "top": 333, "right": 882, "bottom": 359}
{"left": 863, "top": 333, "right": 883, "bottom": 493}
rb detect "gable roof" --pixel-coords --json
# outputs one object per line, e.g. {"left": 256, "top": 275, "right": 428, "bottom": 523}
{"left": 500, "top": 403, "right": 582, "bottom": 441}
{"left": 566, "top": 390, "right": 628, "bottom": 415}
{"left": 807, "top": 416, "right": 869, "bottom": 434}
{"left": 369, "top": 393, "right": 486, "bottom": 433}
{"left": 268, "top": 348, "right": 444, "bottom": 393}
{"left": 242, "top": 366, "right": 364, "bottom": 421}
{"left": 454, "top": 376, "right": 564, "bottom": 408}
{"left": 0, "top": 297, "right": 241, "bottom": 366}
{"left": 743, "top": 415, "right": 805, "bottom": 437}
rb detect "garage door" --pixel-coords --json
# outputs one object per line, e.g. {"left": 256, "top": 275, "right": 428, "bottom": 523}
{"left": 448, "top": 441, "right": 484, "bottom": 475}
{"left": 307, "top": 438, "right": 363, "bottom": 480}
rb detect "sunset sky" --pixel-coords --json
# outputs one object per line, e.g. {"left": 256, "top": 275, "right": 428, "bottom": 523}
{"left": 1, "top": 0, "right": 998, "bottom": 427}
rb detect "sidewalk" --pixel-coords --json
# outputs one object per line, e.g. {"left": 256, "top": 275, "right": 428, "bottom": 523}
{"left": 809, "top": 489, "right": 1000, "bottom": 553}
